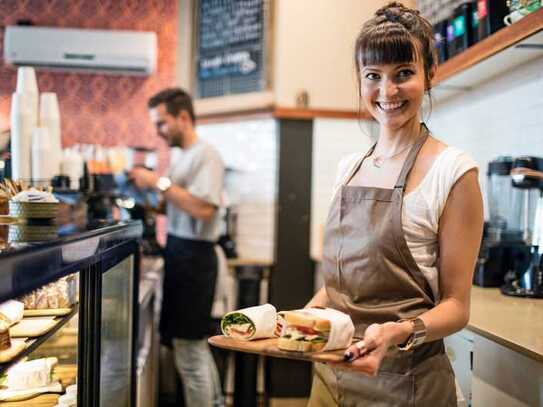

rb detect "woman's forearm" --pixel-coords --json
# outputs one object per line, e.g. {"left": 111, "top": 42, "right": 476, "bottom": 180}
{"left": 418, "top": 296, "right": 470, "bottom": 342}
{"left": 305, "top": 286, "right": 329, "bottom": 308}
{"left": 382, "top": 296, "right": 470, "bottom": 346}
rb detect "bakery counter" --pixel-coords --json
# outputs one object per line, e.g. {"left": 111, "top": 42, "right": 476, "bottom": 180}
{"left": 0, "top": 221, "right": 142, "bottom": 406}
{"left": 468, "top": 286, "right": 543, "bottom": 362}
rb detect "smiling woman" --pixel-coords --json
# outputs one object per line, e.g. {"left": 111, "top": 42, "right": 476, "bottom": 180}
{"left": 355, "top": 1, "right": 435, "bottom": 133}
{"left": 305, "top": 2, "right": 484, "bottom": 406}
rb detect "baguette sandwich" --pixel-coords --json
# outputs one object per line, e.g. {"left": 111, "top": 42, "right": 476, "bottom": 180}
{"left": 277, "top": 308, "right": 354, "bottom": 353}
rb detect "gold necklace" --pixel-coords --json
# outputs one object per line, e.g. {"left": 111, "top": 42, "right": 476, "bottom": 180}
{"left": 371, "top": 142, "right": 415, "bottom": 168}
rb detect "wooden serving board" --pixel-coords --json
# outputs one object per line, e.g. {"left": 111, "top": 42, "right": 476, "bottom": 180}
{"left": 0, "top": 340, "right": 26, "bottom": 363}
{"left": 23, "top": 308, "right": 72, "bottom": 317}
{"left": 0, "top": 393, "right": 59, "bottom": 406}
{"left": 208, "top": 335, "right": 346, "bottom": 363}
{"left": 10, "top": 318, "right": 57, "bottom": 338}
{"left": 52, "top": 364, "right": 77, "bottom": 387}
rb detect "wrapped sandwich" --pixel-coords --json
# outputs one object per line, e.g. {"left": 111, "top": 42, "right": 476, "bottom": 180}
{"left": 6, "top": 357, "right": 58, "bottom": 390}
{"left": 0, "top": 320, "right": 10, "bottom": 352}
{"left": 221, "top": 303, "right": 277, "bottom": 341}
{"left": 0, "top": 300, "right": 24, "bottom": 326}
{"left": 278, "top": 308, "right": 354, "bottom": 352}
{"left": 0, "top": 357, "right": 62, "bottom": 402}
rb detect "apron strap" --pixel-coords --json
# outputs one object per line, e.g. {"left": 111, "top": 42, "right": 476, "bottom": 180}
{"left": 342, "top": 143, "right": 376, "bottom": 187}
{"left": 394, "top": 123, "right": 430, "bottom": 189}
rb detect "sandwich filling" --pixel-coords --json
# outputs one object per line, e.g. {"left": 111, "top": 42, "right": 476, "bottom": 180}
{"left": 281, "top": 324, "right": 329, "bottom": 344}
{"left": 221, "top": 313, "right": 256, "bottom": 339}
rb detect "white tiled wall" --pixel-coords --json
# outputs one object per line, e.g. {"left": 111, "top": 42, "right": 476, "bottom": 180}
{"left": 427, "top": 55, "right": 543, "bottom": 215}
{"left": 197, "top": 119, "right": 277, "bottom": 262}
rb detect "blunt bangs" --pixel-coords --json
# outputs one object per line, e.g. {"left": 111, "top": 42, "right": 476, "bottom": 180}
{"left": 356, "top": 26, "right": 418, "bottom": 69}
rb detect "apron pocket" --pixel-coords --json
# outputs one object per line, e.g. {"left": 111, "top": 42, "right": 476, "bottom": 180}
{"left": 338, "top": 370, "right": 415, "bottom": 407}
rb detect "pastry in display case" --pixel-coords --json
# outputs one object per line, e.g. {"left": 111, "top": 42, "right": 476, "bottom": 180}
{"left": 0, "top": 272, "right": 79, "bottom": 406}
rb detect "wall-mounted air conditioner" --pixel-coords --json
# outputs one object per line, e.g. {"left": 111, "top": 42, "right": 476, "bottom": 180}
{"left": 4, "top": 25, "right": 157, "bottom": 76}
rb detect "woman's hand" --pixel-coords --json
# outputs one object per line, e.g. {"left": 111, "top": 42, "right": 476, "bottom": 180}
{"left": 331, "top": 323, "right": 391, "bottom": 376}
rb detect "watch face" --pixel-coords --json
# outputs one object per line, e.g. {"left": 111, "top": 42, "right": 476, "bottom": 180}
{"left": 157, "top": 177, "right": 171, "bottom": 192}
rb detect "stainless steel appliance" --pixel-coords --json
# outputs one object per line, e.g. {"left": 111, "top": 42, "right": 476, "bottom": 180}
{"left": 474, "top": 157, "right": 529, "bottom": 287}
{"left": 501, "top": 156, "right": 543, "bottom": 298}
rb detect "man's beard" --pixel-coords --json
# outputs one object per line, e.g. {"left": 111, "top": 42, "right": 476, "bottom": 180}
{"left": 168, "top": 131, "right": 184, "bottom": 148}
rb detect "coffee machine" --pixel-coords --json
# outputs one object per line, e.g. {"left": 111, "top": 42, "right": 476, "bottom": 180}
{"left": 113, "top": 147, "right": 162, "bottom": 255}
{"left": 500, "top": 156, "right": 543, "bottom": 298}
{"left": 58, "top": 145, "right": 163, "bottom": 255}
{"left": 475, "top": 157, "right": 531, "bottom": 287}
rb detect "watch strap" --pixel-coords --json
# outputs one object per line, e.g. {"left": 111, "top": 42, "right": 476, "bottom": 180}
{"left": 397, "top": 317, "right": 426, "bottom": 351}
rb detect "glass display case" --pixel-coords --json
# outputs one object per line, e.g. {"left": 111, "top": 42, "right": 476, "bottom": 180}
{"left": 0, "top": 220, "right": 142, "bottom": 406}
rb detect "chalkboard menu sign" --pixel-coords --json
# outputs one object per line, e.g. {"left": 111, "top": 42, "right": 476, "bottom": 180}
{"left": 195, "top": 0, "right": 268, "bottom": 98}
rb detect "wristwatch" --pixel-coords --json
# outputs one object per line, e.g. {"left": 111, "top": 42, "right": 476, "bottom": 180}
{"left": 397, "top": 317, "right": 426, "bottom": 351}
{"left": 156, "top": 176, "right": 172, "bottom": 193}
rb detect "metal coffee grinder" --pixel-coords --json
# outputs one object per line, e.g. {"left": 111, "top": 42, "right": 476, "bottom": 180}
{"left": 501, "top": 156, "right": 543, "bottom": 298}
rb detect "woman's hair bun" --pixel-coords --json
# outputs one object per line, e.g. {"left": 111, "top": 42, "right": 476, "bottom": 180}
{"left": 375, "top": 2, "right": 420, "bottom": 22}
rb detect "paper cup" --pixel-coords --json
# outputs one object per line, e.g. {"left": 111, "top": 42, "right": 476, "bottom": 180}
{"left": 10, "top": 93, "right": 32, "bottom": 180}
{"left": 16, "top": 66, "right": 38, "bottom": 94}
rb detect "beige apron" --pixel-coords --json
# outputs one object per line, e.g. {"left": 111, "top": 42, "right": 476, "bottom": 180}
{"left": 309, "top": 124, "right": 456, "bottom": 407}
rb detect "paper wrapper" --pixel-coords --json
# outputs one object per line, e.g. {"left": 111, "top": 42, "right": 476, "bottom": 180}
{"left": 0, "top": 300, "right": 24, "bottom": 326}
{"left": 292, "top": 308, "right": 354, "bottom": 351}
{"left": 221, "top": 303, "right": 277, "bottom": 341}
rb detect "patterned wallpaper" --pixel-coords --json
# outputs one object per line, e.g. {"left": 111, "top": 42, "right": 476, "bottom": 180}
{"left": 0, "top": 0, "right": 177, "bottom": 151}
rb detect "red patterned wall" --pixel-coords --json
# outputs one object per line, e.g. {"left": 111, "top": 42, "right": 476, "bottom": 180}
{"left": 0, "top": 0, "right": 177, "bottom": 151}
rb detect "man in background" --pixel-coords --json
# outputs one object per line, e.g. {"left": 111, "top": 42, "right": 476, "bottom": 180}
{"left": 130, "top": 88, "right": 224, "bottom": 407}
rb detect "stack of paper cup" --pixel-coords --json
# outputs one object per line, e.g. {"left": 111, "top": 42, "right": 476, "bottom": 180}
{"left": 39, "top": 92, "right": 62, "bottom": 178}
{"left": 16, "top": 67, "right": 39, "bottom": 115}
{"left": 11, "top": 67, "right": 39, "bottom": 181}
{"left": 32, "top": 127, "right": 57, "bottom": 185}
{"left": 15, "top": 67, "right": 38, "bottom": 130}
{"left": 10, "top": 93, "right": 32, "bottom": 180}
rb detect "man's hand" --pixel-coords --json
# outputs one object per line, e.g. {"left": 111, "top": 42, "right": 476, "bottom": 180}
{"left": 129, "top": 167, "right": 159, "bottom": 190}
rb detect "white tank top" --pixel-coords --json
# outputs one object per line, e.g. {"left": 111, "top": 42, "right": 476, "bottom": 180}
{"left": 334, "top": 146, "right": 478, "bottom": 301}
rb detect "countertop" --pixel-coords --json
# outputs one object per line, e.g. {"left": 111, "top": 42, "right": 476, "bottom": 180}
{"left": 468, "top": 286, "right": 543, "bottom": 362}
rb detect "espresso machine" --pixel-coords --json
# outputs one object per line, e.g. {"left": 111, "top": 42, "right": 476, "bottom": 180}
{"left": 56, "top": 146, "right": 163, "bottom": 255}
{"left": 114, "top": 147, "right": 162, "bottom": 255}
{"left": 475, "top": 157, "right": 530, "bottom": 287}
{"left": 500, "top": 156, "right": 543, "bottom": 298}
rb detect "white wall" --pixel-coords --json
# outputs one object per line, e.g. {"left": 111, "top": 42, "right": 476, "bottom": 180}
{"left": 273, "top": 0, "right": 415, "bottom": 110}
{"left": 197, "top": 119, "right": 277, "bottom": 262}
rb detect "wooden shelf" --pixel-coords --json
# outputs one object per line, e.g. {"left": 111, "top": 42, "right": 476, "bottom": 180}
{"left": 432, "top": 8, "right": 543, "bottom": 102}
{"left": 197, "top": 105, "right": 370, "bottom": 124}
{"left": 273, "top": 107, "right": 371, "bottom": 121}
{"left": 0, "top": 365, "right": 77, "bottom": 407}
{"left": 0, "top": 305, "right": 78, "bottom": 376}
